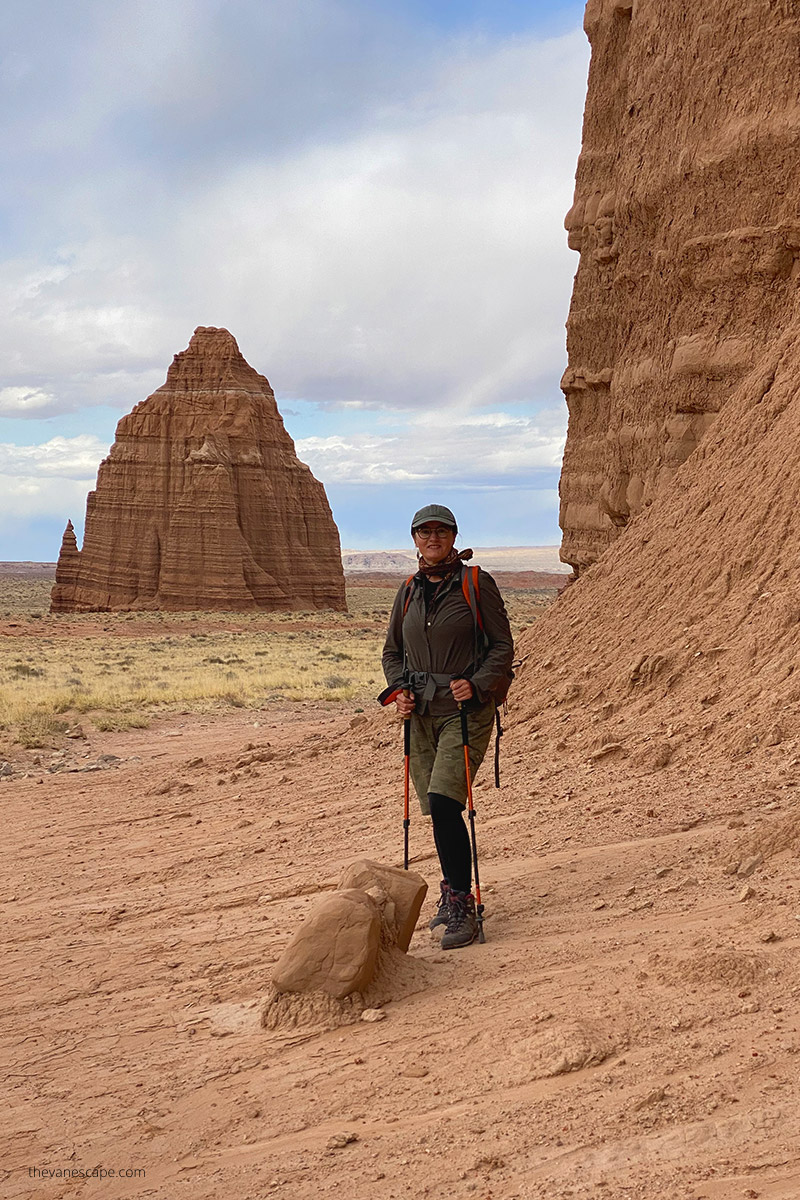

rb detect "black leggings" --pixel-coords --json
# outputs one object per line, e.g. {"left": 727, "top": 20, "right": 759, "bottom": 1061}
{"left": 428, "top": 791, "right": 471, "bottom": 894}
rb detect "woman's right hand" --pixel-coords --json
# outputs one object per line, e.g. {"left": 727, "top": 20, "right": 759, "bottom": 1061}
{"left": 395, "top": 692, "right": 415, "bottom": 718}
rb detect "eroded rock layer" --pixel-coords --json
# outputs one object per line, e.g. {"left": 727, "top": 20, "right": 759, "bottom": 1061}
{"left": 560, "top": 0, "right": 800, "bottom": 573}
{"left": 51, "top": 328, "right": 346, "bottom": 612}
{"left": 515, "top": 323, "right": 800, "bottom": 769}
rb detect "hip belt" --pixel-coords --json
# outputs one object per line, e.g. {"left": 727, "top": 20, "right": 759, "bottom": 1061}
{"left": 405, "top": 670, "right": 455, "bottom": 702}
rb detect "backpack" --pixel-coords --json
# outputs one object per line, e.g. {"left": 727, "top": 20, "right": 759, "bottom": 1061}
{"left": 402, "top": 564, "right": 515, "bottom": 786}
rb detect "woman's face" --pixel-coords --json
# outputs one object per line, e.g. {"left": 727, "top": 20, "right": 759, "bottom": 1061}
{"left": 413, "top": 523, "right": 456, "bottom": 566}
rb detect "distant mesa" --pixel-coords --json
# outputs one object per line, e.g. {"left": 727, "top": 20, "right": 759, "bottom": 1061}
{"left": 341, "top": 550, "right": 418, "bottom": 574}
{"left": 341, "top": 547, "right": 570, "bottom": 575}
{"left": 50, "top": 327, "right": 346, "bottom": 613}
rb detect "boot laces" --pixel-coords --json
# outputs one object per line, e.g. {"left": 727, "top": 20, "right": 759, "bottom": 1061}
{"left": 444, "top": 891, "right": 472, "bottom": 933}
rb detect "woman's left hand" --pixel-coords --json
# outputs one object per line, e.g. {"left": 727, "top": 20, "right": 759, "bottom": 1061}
{"left": 450, "top": 678, "right": 474, "bottom": 703}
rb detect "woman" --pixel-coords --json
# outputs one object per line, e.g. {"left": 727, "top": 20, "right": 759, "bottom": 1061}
{"left": 380, "top": 504, "right": 514, "bottom": 949}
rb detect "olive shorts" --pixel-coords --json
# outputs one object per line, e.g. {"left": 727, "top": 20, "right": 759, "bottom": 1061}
{"left": 409, "top": 700, "right": 496, "bottom": 816}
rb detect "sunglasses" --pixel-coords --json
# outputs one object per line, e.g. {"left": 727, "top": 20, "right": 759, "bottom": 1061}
{"left": 414, "top": 526, "right": 454, "bottom": 539}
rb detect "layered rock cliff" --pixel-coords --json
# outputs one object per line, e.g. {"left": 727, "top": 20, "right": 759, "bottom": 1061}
{"left": 516, "top": 325, "right": 800, "bottom": 766}
{"left": 559, "top": 0, "right": 800, "bottom": 573}
{"left": 511, "top": 0, "right": 800, "bottom": 767}
{"left": 51, "top": 328, "right": 347, "bottom": 612}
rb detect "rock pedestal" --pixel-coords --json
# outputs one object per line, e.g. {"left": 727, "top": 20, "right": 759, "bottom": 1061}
{"left": 51, "top": 327, "right": 346, "bottom": 612}
{"left": 53, "top": 520, "right": 81, "bottom": 597}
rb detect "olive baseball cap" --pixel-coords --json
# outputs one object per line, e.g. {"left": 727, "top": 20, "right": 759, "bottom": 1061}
{"left": 410, "top": 504, "right": 458, "bottom": 533}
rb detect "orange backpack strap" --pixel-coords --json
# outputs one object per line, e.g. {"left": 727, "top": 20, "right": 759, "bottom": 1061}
{"left": 461, "top": 564, "right": 507, "bottom": 789}
{"left": 402, "top": 574, "right": 416, "bottom": 616}
{"left": 461, "top": 565, "right": 484, "bottom": 630}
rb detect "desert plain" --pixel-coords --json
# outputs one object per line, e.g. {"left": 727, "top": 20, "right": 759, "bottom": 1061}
{"left": 2, "top": 564, "right": 799, "bottom": 1200}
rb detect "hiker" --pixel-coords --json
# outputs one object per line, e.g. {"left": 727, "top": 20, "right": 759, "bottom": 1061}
{"left": 380, "top": 504, "right": 514, "bottom": 949}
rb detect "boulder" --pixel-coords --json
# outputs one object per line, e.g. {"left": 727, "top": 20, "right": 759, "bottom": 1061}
{"left": 50, "top": 327, "right": 346, "bottom": 613}
{"left": 272, "top": 889, "right": 380, "bottom": 999}
{"left": 338, "top": 859, "right": 427, "bottom": 952}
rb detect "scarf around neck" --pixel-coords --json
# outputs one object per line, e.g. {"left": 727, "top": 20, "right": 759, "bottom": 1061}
{"left": 417, "top": 546, "right": 473, "bottom": 578}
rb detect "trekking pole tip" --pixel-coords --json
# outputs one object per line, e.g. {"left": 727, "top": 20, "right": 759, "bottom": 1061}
{"left": 477, "top": 903, "right": 486, "bottom": 943}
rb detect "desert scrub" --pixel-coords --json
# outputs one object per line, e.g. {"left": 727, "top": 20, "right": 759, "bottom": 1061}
{"left": 9, "top": 662, "right": 44, "bottom": 678}
{"left": 93, "top": 712, "right": 151, "bottom": 732}
{"left": 13, "top": 709, "right": 69, "bottom": 749}
{"left": 0, "top": 575, "right": 55, "bottom": 616}
{"left": 0, "top": 576, "right": 556, "bottom": 740}
{"left": 0, "top": 624, "right": 381, "bottom": 737}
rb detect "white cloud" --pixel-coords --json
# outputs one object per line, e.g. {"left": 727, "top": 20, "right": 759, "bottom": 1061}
{"left": 296, "top": 405, "right": 565, "bottom": 484}
{"left": 0, "top": 9, "right": 588, "bottom": 418}
{"left": 0, "top": 253, "right": 170, "bottom": 414}
{"left": 0, "top": 434, "right": 107, "bottom": 477}
{"left": 0, "top": 434, "right": 106, "bottom": 531}
{"left": 180, "top": 31, "right": 586, "bottom": 409}
{"left": 0, "top": 476, "right": 93, "bottom": 525}
{"left": 0, "top": 3, "right": 587, "bottom": 555}
{"left": 0, "top": 403, "right": 565, "bottom": 531}
{"left": 0, "top": 386, "right": 59, "bottom": 416}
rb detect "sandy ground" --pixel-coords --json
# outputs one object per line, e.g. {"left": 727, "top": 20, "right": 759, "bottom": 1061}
{"left": 2, "top": 702, "right": 800, "bottom": 1200}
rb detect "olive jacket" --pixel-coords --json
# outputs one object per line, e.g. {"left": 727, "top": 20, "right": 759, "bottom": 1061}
{"left": 381, "top": 566, "right": 514, "bottom": 715}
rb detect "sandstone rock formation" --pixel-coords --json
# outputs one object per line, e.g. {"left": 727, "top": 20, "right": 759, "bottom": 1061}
{"left": 270, "top": 864, "right": 427, "bottom": 1002}
{"left": 53, "top": 520, "right": 81, "bottom": 597}
{"left": 516, "top": 321, "right": 800, "bottom": 767}
{"left": 509, "top": 1, "right": 800, "bottom": 771}
{"left": 559, "top": 0, "right": 800, "bottom": 574}
{"left": 272, "top": 890, "right": 381, "bottom": 999}
{"left": 338, "top": 858, "right": 428, "bottom": 953}
{"left": 51, "top": 327, "right": 346, "bottom": 612}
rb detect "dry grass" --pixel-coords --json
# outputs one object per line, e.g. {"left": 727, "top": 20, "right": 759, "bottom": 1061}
{"left": 1, "top": 627, "right": 383, "bottom": 742}
{"left": 0, "top": 575, "right": 53, "bottom": 619}
{"left": 14, "top": 711, "right": 70, "bottom": 749}
{"left": 0, "top": 573, "right": 556, "bottom": 746}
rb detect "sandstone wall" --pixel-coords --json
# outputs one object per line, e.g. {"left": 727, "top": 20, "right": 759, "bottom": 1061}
{"left": 560, "top": 0, "right": 800, "bottom": 573}
{"left": 514, "top": 323, "right": 800, "bottom": 768}
{"left": 51, "top": 328, "right": 347, "bottom": 612}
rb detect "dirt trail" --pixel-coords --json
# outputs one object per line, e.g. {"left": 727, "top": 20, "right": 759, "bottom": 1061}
{"left": 2, "top": 704, "right": 800, "bottom": 1199}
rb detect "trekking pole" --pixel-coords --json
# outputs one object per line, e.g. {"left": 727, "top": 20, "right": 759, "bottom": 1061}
{"left": 403, "top": 689, "right": 411, "bottom": 870}
{"left": 459, "top": 703, "right": 486, "bottom": 943}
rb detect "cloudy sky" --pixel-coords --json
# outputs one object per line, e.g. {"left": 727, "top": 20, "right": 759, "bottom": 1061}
{"left": 0, "top": 0, "right": 588, "bottom": 560}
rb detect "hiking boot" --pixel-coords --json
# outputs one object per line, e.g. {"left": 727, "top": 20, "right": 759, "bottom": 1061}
{"left": 440, "top": 890, "right": 479, "bottom": 950}
{"left": 428, "top": 881, "right": 451, "bottom": 932}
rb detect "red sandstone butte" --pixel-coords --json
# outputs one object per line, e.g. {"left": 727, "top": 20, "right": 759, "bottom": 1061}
{"left": 559, "top": 0, "right": 800, "bottom": 575}
{"left": 51, "top": 328, "right": 347, "bottom": 612}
